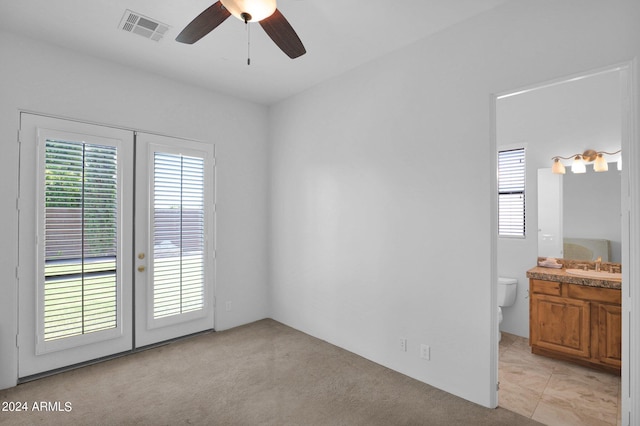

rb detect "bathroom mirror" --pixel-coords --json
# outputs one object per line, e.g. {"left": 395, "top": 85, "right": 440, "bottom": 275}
{"left": 537, "top": 164, "right": 622, "bottom": 262}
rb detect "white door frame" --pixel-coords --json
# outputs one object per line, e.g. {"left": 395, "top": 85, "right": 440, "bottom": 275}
{"left": 490, "top": 61, "right": 639, "bottom": 425}
{"left": 619, "top": 60, "right": 639, "bottom": 426}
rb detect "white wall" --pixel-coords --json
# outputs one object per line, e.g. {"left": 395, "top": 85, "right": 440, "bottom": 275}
{"left": 498, "top": 69, "right": 621, "bottom": 337}
{"left": 0, "top": 32, "right": 270, "bottom": 390}
{"left": 268, "top": 0, "right": 640, "bottom": 408}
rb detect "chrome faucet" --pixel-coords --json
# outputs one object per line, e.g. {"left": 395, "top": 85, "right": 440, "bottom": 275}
{"left": 595, "top": 256, "right": 602, "bottom": 272}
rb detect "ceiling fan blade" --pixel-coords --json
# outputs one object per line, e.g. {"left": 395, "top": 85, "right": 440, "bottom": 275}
{"left": 176, "top": 1, "right": 231, "bottom": 44}
{"left": 259, "top": 9, "right": 306, "bottom": 59}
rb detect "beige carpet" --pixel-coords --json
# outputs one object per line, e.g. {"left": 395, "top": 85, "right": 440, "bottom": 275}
{"left": 0, "top": 319, "right": 541, "bottom": 425}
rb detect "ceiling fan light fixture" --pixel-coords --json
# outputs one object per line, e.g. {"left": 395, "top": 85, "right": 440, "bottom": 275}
{"left": 221, "top": 0, "right": 277, "bottom": 22}
{"left": 177, "top": 0, "right": 306, "bottom": 59}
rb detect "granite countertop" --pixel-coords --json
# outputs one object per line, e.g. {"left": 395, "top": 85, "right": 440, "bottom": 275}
{"left": 526, "top": 266, "right": 621, "bottom": 290}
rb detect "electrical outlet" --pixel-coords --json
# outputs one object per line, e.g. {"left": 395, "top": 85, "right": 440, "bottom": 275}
{"left": 399, "top": 337, "right": 407, "bottom": 352}
{"left": 420, "top": 344, "right": 430, "bottom": 360}
{"left": 225, "top": 301, "right": 232, "bottom": 312}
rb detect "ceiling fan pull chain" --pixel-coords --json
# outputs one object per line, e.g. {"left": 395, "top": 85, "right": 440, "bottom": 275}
{"left": 247, "top": 22, "right": 251, "bottom": 66}
{"left": 240, "top": 11, "right": 252, "bottom": 66}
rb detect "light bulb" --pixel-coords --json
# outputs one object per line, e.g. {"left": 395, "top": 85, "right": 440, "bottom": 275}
{"left": 593, "top": 154, "right": 608, "bottom": 172}
{"left": 551, "top": 158, "right": 566, "bottom": 174}
{"left": 572, "top": 155, "right": 586, "bottom": 174}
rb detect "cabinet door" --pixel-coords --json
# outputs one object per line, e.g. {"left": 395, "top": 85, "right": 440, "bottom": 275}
{"left": 531, "top": 294, "right": 591, "bottom": 358}
{"left": 597, "top": 303, "right": 622, "bottom": 367}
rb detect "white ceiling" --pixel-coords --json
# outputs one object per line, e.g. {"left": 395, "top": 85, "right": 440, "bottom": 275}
{"left": 0, "top": 0, "right": 511, "bottom": 104}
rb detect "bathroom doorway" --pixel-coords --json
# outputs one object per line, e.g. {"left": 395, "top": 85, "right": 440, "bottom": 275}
{"left": 494, "top": 65, "right": 630, "bottom": 424}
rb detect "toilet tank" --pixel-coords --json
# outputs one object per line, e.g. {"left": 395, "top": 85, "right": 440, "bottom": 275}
{"left": 497, "top": 277, "right": 518, "bottom": 307}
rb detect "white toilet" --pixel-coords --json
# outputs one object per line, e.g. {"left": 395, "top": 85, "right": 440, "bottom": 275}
{"left": 497, "top": 277, "right": 518, "bottom": 341}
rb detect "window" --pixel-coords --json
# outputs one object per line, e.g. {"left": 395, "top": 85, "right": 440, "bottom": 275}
{"left": 152, "top": 152, "right": 206, "bottom": 319}
{"left": 498, "top": 148, "right": 526, "bottom": 237}
{"left": 43, "top": 139, "right": 119, "bottom": 341}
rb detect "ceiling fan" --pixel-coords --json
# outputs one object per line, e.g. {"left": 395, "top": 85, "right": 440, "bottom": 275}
{"left": 176, "top": 0, "right": 306, "bottom": 59}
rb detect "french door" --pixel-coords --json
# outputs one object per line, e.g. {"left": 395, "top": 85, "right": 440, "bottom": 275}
{"left": 18, "top": 114, "right": 215, "bottom": 377}
{"left": 134, "top": 133, "right": 215, "bottom": 347}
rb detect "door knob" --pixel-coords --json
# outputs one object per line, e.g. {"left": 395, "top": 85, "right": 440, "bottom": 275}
{"left": 138, "top": 253, "right": 145, "bottom": 260}
{"left": 138, "top": 266, "right": 146, "bottom": 272}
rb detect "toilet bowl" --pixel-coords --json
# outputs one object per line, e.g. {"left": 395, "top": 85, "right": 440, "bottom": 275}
{"left": 497, "top": 277, "right": 517, "bottom": 341}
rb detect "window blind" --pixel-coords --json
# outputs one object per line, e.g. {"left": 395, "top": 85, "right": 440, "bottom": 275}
{"left": 498, "top": 148, "right": 526, "bottom": 237}
{"left": 153, "top": 153, "right": 205, "bottom": 319}
{"left": 43, "top": 140, "right": 118, "bottom": 341}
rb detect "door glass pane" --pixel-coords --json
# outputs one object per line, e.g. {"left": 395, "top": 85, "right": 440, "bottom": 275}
{"left": 153, "top": 153, "right": 205, "bottom": 319}
{"left": 44, "top": 140, "right": 118, "bottom": 341}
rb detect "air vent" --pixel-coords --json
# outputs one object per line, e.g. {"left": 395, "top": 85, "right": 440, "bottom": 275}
{"left": 119, "top": 10, "right": 169, "bottom": 42}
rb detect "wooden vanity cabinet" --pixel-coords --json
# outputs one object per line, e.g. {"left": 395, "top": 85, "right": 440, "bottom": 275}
{"left": 597, "top": 303, "right": 622, "bottom": 368}
{"left": 529, "top": 278, "right": 621, "bottom": 374}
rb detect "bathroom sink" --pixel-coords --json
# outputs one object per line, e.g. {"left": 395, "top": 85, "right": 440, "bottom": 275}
{"left": 565, "top": 269, "right": 622, "bottom": 281}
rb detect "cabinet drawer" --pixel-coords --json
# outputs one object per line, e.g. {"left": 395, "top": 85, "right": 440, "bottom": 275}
{"left": 531, "top": 279, "right": 561, "bottom": 296}
{"left": 567, "top": 284, "right": 621, "bottom": 304}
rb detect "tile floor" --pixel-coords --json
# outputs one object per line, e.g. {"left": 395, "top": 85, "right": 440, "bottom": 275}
{"left": 498, "top": 332, "right": 621, "bottom": 426}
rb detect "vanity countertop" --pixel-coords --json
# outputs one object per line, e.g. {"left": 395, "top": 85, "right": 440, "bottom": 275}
{"left": 526, "top": 266, "right": 621, "bottom": 290}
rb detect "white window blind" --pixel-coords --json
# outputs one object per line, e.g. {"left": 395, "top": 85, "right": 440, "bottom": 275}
{"left": 498, "top": 148, "right": 526, "bottom": 237}
{"left": 43, "top": 140, "right": 118, "bottom": 341}
{"left": 153, "top": 153, "right": 205, "bottom": 319}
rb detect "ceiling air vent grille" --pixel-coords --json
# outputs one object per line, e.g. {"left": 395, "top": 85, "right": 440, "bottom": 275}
{"left": 119, "top": 10, "right": 169, "bottom": 42}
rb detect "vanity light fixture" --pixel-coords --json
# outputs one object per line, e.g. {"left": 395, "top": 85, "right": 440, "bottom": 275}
{"left": 551, "top": 149, "right": 621, "bottom": 174}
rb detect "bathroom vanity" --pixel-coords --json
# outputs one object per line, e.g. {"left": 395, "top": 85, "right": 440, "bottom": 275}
{"left": 526, "top": 263, "right": 621, "bottom": 374}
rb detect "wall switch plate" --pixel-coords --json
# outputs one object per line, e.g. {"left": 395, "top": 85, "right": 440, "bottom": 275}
{"left": 420, "top": 344, "right": 430, "bottom": 360}
{"left": 225, "top": 301, "right": 232, "bottom": 312}
{"left": 399, "top": 337, "right": 407, "bottom": 352}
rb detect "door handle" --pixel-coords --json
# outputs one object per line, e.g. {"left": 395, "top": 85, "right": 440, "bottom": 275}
{"left": 138, "top": 266, "right": 146, "bottom": 272}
